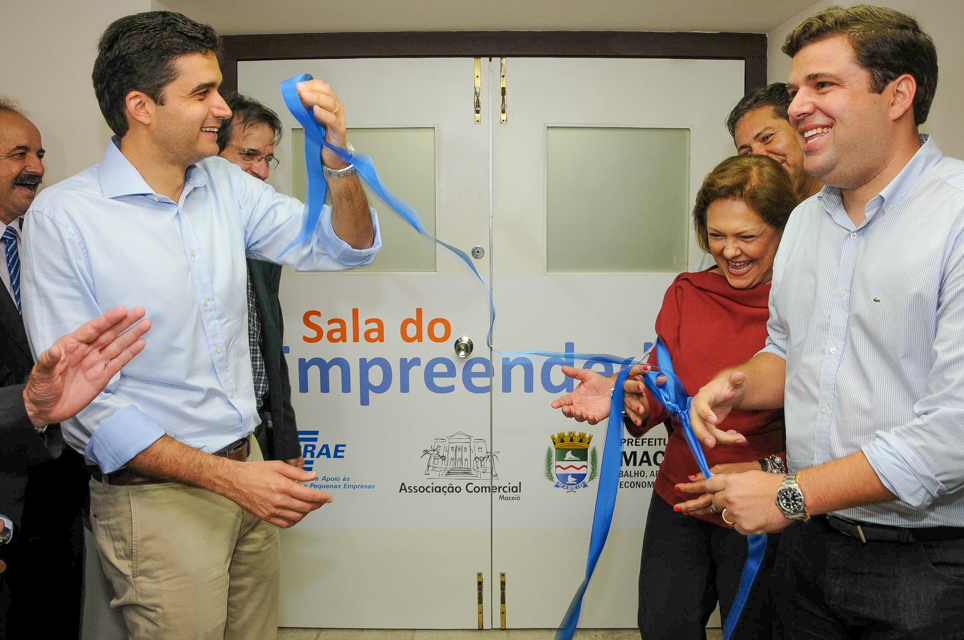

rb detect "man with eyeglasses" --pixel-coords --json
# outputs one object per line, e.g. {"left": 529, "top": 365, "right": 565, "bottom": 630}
{"left": 217, "top": 93, "right": 303, "bottom": 470}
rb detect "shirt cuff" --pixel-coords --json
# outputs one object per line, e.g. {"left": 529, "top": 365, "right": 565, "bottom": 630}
{"left": 85, "top": 405, "right": 167, "bottom": 473}
{"left": 861, "top": 431, "right": 944, "bottom": 509}
{"left": 757, "top": 339, "right": 787, "bottom": 360}
{"left": 316, "top": 205, "right": 382, "bottom": 266}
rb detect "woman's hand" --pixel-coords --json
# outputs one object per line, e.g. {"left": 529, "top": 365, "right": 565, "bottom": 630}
{"left": 623, "top": 364, "right": 660, "bottom": 433}
{"left": 672, "top": 461, "right": 760, "bottom": 516}
{"left": 550, "top": 366, "right": 614, "bottom": 425}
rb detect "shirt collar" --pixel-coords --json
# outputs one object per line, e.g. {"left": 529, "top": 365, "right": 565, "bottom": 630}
{"left": 817, "top": 134, "right": 942, "bottom": 225}
{"left": 4, "top": 219, "right": 21, "bottom": 240}
{"left": 98, "top": 136, "right": 208, "bottom": 200}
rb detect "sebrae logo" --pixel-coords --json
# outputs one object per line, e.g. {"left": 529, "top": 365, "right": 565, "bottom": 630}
{"left": 546, "top": 431, "right": 597, "bottom": 492}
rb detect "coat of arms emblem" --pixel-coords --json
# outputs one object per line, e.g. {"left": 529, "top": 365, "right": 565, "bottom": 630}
{"left": 546, "top": 431, "right": 597, "bottom": 491}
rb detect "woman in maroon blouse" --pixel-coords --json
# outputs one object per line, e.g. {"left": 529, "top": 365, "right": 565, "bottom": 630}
{"left": 552, "top": 154, "right": 798, "bottom": 639}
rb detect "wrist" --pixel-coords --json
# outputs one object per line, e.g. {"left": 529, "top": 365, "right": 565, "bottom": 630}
{"left": 776, "top": 470, "right": 811, "bottom": 522}
{"left": 22, "top": 384, "right": 47, "bottom": 430}
{"left": 200, "top": 454, "right": 239, "bottom": 497}
{"left": 759, "top": 454, "right": 786, "bottom": 474}
{"left": 322, "top": 141, "right": 353, "bottom": 171}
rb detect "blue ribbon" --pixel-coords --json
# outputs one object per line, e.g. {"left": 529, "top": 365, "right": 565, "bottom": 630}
{"left": 279, "top": 75, "right": 762, "bottom": 639}
{"left": 639, "top": 340, "right": 767, "bottom": 640}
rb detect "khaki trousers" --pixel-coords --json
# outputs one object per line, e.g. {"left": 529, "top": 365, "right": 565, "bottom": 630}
{"left": 89, "top": 436, "right": 280, "bottom": 640}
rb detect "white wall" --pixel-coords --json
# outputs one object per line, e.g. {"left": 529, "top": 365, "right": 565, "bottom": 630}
{"left": 768, "top": 0, "right": 964, "bottom": 160}
{"left": 0, "top": 0, "right": 151, "bottom": 187}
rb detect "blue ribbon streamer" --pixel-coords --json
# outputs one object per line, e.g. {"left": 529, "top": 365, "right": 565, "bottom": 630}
{"left": 639, "top": 340, "right": 768, "bottom": 640}
{"left": 278, "top": 75, "right": 762, "bottom": 639}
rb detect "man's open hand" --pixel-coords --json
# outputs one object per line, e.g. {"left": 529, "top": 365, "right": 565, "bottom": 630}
{"left": 23, "top": 306, "right": 151, "bottom": 427}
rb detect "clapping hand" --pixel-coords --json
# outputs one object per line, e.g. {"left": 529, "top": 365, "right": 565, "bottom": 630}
{"left": 550, "top": 364, "right": 659, "bottom": 429}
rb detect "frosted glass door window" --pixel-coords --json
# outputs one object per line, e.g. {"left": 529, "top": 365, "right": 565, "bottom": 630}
{"left": 546, "top": 127, "right": 689, "bottom": 272}
{"left": 291, "top": 127, "right": 437, "bottom": 272}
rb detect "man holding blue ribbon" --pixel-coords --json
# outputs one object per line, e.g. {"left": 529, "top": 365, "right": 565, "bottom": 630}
{"left": 19, "top": 11, "right": 380, "bottom": 640}
{"left": 685, "top": 6, "right": 964, "bottom": 637}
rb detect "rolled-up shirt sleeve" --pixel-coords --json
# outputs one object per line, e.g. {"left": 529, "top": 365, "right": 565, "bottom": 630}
{"left": 21, "top": 209, "right": 165, "bottom": 473}
{"left": 861, "top": 230, "right": 964, "bottom": 508}
{"left": 759, "top": 223, "right": 790, "bottom": 361}
{"left": 236, "top": 168, "right": 382, "bottom": 269}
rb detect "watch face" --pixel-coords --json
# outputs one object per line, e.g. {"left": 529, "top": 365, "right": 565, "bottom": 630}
{"left": 777, "top": 486, "right": 804, "bottom": 514}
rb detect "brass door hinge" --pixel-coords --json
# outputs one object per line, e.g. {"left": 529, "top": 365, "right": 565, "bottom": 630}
{"left": 474, "top": 58, "right": 482, "bottom": 124}
{"left": 500, "top": 572, "right": 507, "bottom": 629}
{"left": 477, "top": 572, "right": 484, "bottom": 629}
{"left": 500, "top": 58, "right": 507, "bottom": 123}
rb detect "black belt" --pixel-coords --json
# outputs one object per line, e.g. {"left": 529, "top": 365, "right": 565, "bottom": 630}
{"left": 89, "top": 437, "right": 250, "bottom": 486}
{"left": 824, "top": 514, "right": 964, "bottom": 544}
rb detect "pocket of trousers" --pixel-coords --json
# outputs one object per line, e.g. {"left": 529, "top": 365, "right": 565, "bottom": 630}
{"left": 917, "top": 539, "right": 964, "bottom": 585}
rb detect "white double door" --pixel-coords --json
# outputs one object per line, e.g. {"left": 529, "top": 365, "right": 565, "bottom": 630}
{"left": 238, "top": 55, "right": 742, "bottom": 629}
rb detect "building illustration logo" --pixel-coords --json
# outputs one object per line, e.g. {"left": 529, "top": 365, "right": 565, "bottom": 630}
{"left": 421, "top": 431, "right": 499, "bottom": 480}
{"left": 546, "top": 431, "right": 597, "bottom": 491}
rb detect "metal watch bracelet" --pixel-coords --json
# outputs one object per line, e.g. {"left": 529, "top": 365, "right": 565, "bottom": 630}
{"left": 322, "top": 142, "right": 355, "bottom": 178}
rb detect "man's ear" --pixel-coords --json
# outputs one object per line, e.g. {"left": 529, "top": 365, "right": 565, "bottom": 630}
{"left": 888, "top": 73, "right": 917, "bottom": 123}
{"left": 125, "top": 90, "right": 155, "bottom": 129}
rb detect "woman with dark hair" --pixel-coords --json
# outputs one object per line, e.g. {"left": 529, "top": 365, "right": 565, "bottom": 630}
{"left": 551, "top": 154, "right": 798, "bottom": 639}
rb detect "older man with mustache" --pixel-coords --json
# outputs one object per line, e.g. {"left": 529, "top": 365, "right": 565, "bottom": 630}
{"left": 0, "top": 98, "right": 153, "bottom": 640}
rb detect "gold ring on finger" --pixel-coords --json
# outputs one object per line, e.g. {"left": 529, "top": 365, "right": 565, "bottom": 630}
{"left": 708, "top": 504, "right": 718, "bottom": 514}
{"left": 333, "top": 102, "right": 341, "bottom": 114}
{"left": 721, "top": 508, "right": 734, "bottom": 525}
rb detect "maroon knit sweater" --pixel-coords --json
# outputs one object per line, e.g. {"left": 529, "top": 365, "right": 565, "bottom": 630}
{"left": 640, "top": 269, "right": 785, "bottom": 526}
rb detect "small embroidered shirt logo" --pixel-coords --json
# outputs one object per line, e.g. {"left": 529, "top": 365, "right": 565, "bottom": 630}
{"left": 873, "top": 297, "right": 881, "bottom": 303}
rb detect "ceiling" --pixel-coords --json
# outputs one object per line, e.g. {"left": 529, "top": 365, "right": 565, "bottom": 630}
{"left": 153, "top": 0, "right": 818, "bottom": 36}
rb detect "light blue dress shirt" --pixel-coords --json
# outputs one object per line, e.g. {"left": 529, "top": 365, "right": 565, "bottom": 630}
{"left": 763, "top": 135, "right": 964, "bottom": 527}
{"left": 21, "top": 139, "right": 381, "bottom": 473}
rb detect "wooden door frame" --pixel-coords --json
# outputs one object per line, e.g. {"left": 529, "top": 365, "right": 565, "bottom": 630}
{"left": 220, "top": 31, "right": 766, "bottom": 96}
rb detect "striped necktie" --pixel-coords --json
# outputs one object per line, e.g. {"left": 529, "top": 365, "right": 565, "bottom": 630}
{"left": 2, "top": 226, "right": 21, "bottom": 313}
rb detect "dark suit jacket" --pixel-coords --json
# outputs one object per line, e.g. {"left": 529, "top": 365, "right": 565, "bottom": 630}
{"left": 248, "top": 259, "right": 300, "bottom": 461}
{"left": 0, "top": 266, "right": 87, "bottom": 640}
{"left": 0, "top": 286, "right": 50, "bottom": 527}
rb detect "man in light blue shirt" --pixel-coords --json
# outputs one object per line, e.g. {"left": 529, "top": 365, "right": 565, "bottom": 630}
{"left": 683, "top": 6, "right": 964, "bottom": 637}
{"left": 20, "top": 11, "right": 380, "bottom": 639}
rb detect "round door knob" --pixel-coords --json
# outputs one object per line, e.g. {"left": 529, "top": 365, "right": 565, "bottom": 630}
{"left": 454, "top": 336, "right": 473, "bottom": 359}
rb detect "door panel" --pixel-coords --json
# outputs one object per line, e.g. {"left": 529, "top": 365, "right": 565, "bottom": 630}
{"left": 240, "top": 55, "right": 745, "bottom": 630}
{"left": 490, "top": 57, "right": 744, "bottom": 628}
{"left": 239, "top": 58, "right": 492, "bottom": 629}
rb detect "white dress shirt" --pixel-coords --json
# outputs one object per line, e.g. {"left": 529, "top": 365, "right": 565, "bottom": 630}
{"left": 21, "top": 138, "right": 381, "bottom": 473}
{"left": 762, "top": 135, "right": 964, "bottom": 527}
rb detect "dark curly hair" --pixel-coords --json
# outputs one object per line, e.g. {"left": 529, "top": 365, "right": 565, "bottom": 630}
{"left": 93, "top": 11, "right": 222, "bottom": 137}
{"left": 782, "top": 5, "right": 937, "bottom": 125}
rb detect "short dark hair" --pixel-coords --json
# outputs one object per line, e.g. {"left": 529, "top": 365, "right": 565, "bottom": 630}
{"left": 782, "top": 5, "right": 938, "bottom": 125}
{"left": 216, "top": 93, "right": 283, "bottom": 152}
{"left": 0, "top": 97, "right": 26, "bottom": 118}
{"left": 693, "top": 155, "right": 798, "bottom": 253}
{"left": 725, "top": 83, "right": 792, "bottom": 138}
{"left": 92, "top": 11, "right": 223, "bottom": 137}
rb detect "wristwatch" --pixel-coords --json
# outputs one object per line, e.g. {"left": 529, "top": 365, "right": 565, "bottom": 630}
{"left": 323, "top": 142, "right": 356, "bottom": 179}
{"left": 759, "top": 454, "right": 787, "bottom": 474}
{"left": 776, "top": 471, "right": 811, "bottom": 521}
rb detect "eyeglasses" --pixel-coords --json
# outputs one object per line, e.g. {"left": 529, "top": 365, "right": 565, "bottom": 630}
{"left": 229, "top": 144, "right": 279, "bottom": 170}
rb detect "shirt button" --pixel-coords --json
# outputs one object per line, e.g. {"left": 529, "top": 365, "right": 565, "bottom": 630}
{"left": 850, "top": 232, "right": 858, "bottom": 239}
{"left": 152, "top": 196, "right": 159, "bottom": 202}
{"left": 830, "top": 347, "right": 838, "bottom": 355}
{"left": 215, "top": 347, "right": 221, "bottom": 354}
{"left": 191, "top": 251, "right": 196, "bottom": 257}
{"left": 820, "top": 405, "right": 829, "bottom": 413}
{"left": 204, "top": 299, "right": 209, "bottom": 306}
{"left": 229, "top": 391, "right": 235, "bottom": 398}
{"left": 838, "top": 289, "right": 846, "bottom": 297}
